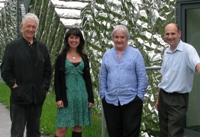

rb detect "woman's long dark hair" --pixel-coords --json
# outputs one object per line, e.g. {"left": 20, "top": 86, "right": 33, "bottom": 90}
{"left": 61, "top": 28, "right": 86, "bottom": 57}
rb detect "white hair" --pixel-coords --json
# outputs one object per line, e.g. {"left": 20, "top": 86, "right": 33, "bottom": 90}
{"left": 111, "top": 25, "right": 130, "bottom": 40}
{"left": 21, "top": 13, "right": 39, "bottom": 29}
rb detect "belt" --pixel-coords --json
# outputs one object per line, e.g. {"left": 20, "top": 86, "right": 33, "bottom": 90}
{"left": 161, "top": 89, "right": 188, "bottom": 95}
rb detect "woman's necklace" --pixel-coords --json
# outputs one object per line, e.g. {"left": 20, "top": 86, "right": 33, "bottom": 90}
{"left": 68, "top": 52, "right": 76, "bottom": 60}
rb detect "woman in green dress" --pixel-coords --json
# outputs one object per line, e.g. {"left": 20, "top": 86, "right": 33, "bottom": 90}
{"left": 54, "top": 28, "right": 94, "bottom": 137}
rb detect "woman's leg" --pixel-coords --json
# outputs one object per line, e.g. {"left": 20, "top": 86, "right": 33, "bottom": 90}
{"left": 55, "top": 127, "right": 68, "bottom": 137}
{"left": 72, "top": 126, "right": 82, "bottom": 137}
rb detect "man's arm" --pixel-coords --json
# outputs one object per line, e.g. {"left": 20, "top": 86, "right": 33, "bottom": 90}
{"left": 155, "top": 78, "right": 162, "bottom": 110}
{"left": 196, "top": 63, "right": 200, "bottom": 75}
{"left": 155, "top": 89, "right": 160, "bottom": 110}
{"left": 1, "top": 43, "right": 16, "bottom": 88}
{"left": 99, "top": 55, "right": 108, "bottom": 100}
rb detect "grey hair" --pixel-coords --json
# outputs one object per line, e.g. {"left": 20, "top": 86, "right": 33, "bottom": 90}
{"left": 111, "top": 25, "right": 130, "bottom": 40}
{"left": 21, "top": 13, "right": 39, "bottom": 29}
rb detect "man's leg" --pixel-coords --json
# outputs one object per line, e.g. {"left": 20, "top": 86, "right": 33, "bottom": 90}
{"left": 158, "top": 90, "right": 169, "bottom": 137}
{"left": 102, "top": 98, "right": 123, "bottom": 137}
{"left": 26, "top": 104, "right": 42, "bottom": 137}
{"left": 122, "top": 96, "right": 143, "bottom": 137}
{"left": 168, "top": 93, "right": 188, "bottom": 137}
{"left": 10, "top": 103, "right": 27, "bottom": 137}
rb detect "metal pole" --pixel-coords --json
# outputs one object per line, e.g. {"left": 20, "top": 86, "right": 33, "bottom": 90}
{"left": 17, "top": 0, "right": 30, "bottom": 38}
{"left": 16, "top": 0, "right": 21, "bottom": 38}
{"left": 145, "top": 66, "right": 161, "bottom": 70}
{"left": 101, "top": 103, "right": 106, "bottom": 137}
{"left": 22, "top": 0, "right": 31, "bottom": 13}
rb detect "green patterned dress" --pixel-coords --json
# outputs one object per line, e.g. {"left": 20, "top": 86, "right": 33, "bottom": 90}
{"left": 56, "top": 59, "right": 92, "bottom": 127}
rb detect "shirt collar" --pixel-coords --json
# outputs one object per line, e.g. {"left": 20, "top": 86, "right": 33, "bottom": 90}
{"left": 166, "top": 40, "right": 183, "bottom": 53}
{"left": 22, "top": 37, "right": 37, "bottom": 44}
{"left": 114, "top": 45, "right": 129, "bottom": 54}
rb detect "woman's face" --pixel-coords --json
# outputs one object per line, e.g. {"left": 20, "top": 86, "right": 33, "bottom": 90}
{"left": 113, "top": 30, "right": 128, "bottom": 50}
{"left": 68, "top": 34, "right": 80, "bottom": 49}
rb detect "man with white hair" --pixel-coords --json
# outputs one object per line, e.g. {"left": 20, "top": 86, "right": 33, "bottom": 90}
{"left": 99, "top": 25, "right": 148, "bottom": 137}
{"left": 1, "top": 13, "right": 52, "bottom": 137}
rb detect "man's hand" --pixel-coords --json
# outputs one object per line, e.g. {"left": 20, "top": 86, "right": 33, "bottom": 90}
{"left": 12, "top": 83, "right": 18, "bottom": 89}
{"left": 155, "top": 99, "right": 159, "bottom": 111}
{"left": 196, "top": 63, "right": 200, "bottom": 75}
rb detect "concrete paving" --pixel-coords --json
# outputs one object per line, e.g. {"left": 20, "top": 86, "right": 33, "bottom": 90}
{"left": 0, "top": 103, "right": 49, "bottom": 137}
{"left": 0, "top": 103, "right": 10, "bottom": 136}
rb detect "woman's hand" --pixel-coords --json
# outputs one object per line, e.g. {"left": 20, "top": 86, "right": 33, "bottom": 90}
{"left": 56, "top": 100, "right": 64, "bottom": 108}
{"left": 88, "top": 102, "right": 93, "bottom": 108}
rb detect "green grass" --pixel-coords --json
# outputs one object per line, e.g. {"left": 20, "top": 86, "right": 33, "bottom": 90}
{"left": 0, "top": 82, "right": 10, "bottom": 107}
{"left": 0, "top": 82, "right": 108, "bottom": 137}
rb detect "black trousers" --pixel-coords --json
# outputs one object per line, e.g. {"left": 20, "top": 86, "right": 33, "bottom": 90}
{"left": 102, "top": 96, "right": 143, "bottom": 137}
{"left": 158, "top": 89, "right": 189, "bottom": 137}
{"left": 10, "top": 103, "right": 42, "bottom": 137}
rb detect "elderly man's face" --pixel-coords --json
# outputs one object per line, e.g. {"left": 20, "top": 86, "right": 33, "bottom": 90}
{"left": 20, "top": 19, "right": 37, "bottom": 40}
{"left": 113, "top": 30, "right": 128, "bottom": 50}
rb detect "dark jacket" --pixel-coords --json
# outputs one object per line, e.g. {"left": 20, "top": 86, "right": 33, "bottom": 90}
{"left": 1, "top": 37, "right": 52, "bottom": 105}
{"left": 54, "top": 52, "right": 94, "bottom": 107}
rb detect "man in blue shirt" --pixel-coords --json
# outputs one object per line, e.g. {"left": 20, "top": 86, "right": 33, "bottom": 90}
{"left": 155, "top": 23, "right": 200, "bottom": 137}
{"left": 99, "top": 25, "right": 148, "bottom": 137}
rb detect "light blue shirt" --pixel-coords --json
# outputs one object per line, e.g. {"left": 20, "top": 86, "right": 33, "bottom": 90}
{"left": 158, "top": 40, "right": 200, "bottom": 93}
{"left": 99, "top": 46, "right": 148, "bottom": 106}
